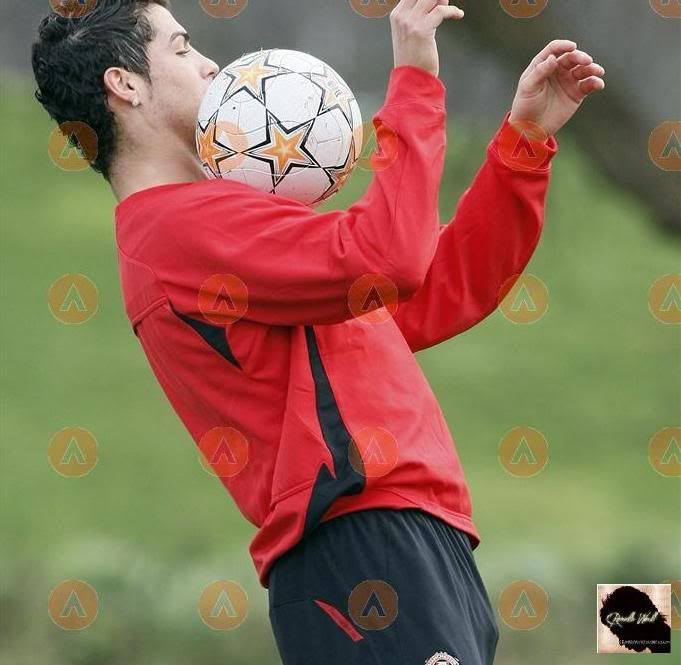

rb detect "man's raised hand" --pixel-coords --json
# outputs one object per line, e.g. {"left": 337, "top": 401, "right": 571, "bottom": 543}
{"left": 391, "top": 0, "right": 465, "bottom": 78}
{"left": 509, "top": 39, "right": 606, "bottom": 137}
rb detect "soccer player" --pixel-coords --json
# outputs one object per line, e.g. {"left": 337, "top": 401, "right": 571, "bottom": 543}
{"left": 32, "top": 1, "right": 605, "bottom": 663}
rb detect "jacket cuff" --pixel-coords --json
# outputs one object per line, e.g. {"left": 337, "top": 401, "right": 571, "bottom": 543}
{"left": 489, "top": 110, "right": 559, "bottom": 172}
{"left": 384, "top": 65, "right": 446, "bottom": 109}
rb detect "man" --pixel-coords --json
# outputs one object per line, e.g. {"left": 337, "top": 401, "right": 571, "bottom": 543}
{"left": 32, "top": 1, "right": 605, "bottom": 663}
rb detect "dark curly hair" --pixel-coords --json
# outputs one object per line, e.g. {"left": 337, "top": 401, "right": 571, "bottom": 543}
{"left": 31, "top": 0, "right": 171, "bottom": 182}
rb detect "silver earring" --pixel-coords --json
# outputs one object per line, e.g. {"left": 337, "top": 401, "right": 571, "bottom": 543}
{"left": 132, "top": 99, "right": 140, "bottom": 107}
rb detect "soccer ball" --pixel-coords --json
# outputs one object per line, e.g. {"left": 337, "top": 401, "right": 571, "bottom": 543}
{"left": 196, "top": 48, "right": 363, "bottom": 207}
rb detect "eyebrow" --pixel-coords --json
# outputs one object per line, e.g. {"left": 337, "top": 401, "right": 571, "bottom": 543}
{"left": 169, "top": 30, "right": 190, "bottom": 45}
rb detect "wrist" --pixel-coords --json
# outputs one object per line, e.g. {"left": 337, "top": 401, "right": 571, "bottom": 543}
{"left": 393, "top": 61, "right": 438, "bottom": 78}
{"left": 385, "top": 65, "right": 446, "bottom": 107}
{"left": 491, "top": 110, "right": 559, "bottom": 171}
{"left": 508, "top": 111, "right": 552, "bottom": 140}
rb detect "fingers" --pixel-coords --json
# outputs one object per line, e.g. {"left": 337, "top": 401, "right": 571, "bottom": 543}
{"left": 556, "top": 49, "right": 592, "bottom": 70}
{"left": 394, "top": 0, "right": 419, "bottom": 11}
{"left": 527, "top": 39, "right": 577, "bottom": 71}
{"left": 397, "top": 0, "right": 464, "bottom": 21}
{"left": 523, "top": 42, "right": 606, "bottom": 88}
{"left": 522, "top": 53, "right": 560, "bottom": 92}
{"left": 571, "top": 62, "right": 605, "bottom": 81}
{"left": 395, "top": 0, "right": 437, "bottom": 14}
{"left": 395, "top": 0, "right": 464, "bottom": 29}
{"left": 579, "top": 76, "right": 606, "bottom": 94}
{"left": 425, "top": 3, "right": 465, "bottom": 27}
{"left": 562, "top": 51, "right": 606, "bottom": 95}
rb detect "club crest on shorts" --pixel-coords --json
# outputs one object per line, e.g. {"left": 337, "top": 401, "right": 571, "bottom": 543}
{"left": 425, "top": 652, "right": 460, "bottom": 665}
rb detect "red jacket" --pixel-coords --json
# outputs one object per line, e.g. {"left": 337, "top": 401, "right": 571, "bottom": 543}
{"left": 114, "top": 65, "right": 558, "bottom": 588}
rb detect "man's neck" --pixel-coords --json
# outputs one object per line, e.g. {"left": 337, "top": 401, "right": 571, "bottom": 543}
{"left": 110, "top": 143, "right": 206, "bottom": 204}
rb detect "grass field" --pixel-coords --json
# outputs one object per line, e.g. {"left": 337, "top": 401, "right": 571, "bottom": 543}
{"left": 1, "top": 71, "right": 679, "bottom": 664}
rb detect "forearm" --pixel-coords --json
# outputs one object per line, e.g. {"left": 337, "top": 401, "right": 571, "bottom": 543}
{"left": 392, "top": 112, "right": 559, "bottom": 351}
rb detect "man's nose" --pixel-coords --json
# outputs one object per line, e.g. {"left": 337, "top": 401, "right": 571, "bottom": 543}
{"left": 203, "top": 57, "right": 220, "bottom": 80}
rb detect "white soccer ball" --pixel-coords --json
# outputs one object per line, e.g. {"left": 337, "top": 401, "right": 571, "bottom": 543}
{"left": 196, "top": 48, "right": 363, "bottom": 207}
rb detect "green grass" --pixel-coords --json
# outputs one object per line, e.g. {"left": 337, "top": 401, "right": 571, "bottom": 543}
{"left": 1, "top": 71, "right": 679, "bottom": 664}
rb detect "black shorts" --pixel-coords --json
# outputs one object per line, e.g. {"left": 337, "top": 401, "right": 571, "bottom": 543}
{"left": 267, "top": 508, "right": 499, "bottom": 665}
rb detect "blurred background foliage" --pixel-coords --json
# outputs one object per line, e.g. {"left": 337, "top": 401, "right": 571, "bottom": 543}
{"left": 1, "top": 1, "right": 679, "bottom": 664}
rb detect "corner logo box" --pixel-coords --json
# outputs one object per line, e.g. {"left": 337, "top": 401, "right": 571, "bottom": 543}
{"left": 597, "top": 584, "right": 671, "bottom": 653}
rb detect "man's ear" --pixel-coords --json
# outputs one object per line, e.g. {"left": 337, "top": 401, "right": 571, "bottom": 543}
{"left": 103, "top": 67, "right": 140, "bottom": 109}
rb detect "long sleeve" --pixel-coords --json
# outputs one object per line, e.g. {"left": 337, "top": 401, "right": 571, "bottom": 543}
{"left": 162, "top": 65, "right": 448, "bottom": 327}
{"left": 391, "top": 111, "right": 559, "bottom": 353}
